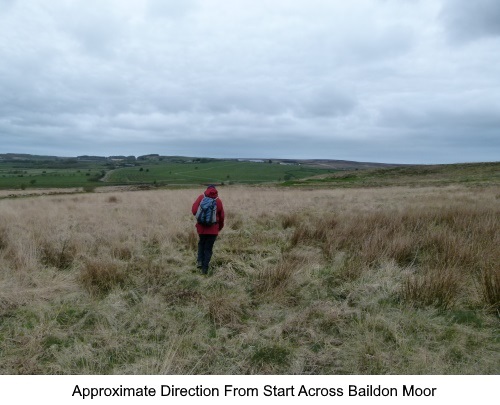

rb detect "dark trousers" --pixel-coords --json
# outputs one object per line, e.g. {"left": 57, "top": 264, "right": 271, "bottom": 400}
{"left": 197, "top": 234, "right": 217, "bottom": 274}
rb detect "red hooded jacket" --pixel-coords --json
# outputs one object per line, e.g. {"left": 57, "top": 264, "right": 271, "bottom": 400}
{"left": 192, "top": 186, "right": 225, "bottom": 235}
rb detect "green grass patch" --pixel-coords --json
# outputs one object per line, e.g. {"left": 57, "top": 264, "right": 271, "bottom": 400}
{"left": 0, "top": 160, "right": 109, "bottom": 189}
{"left": 107, "top": 161, "right": 330, "bottom": 185}
{"left": 251, "top": 345, "right": 291, "bottom": 366}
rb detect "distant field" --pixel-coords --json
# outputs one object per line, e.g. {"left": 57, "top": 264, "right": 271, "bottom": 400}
{"left": 0, "top": 159, "right": 333, "bottom": 189}
{"left": 0, "top": 161, "right": 108, "bottom": 189}
{"left": 106, "top": 160, "right": 332, "bottom": 185}
{"left": 0, "top": 158, "right": 498, "bottom": 191}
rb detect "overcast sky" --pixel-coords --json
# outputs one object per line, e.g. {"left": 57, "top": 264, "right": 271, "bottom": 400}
{"left": 1, "top": 0, "right": 499, "bottom": 163}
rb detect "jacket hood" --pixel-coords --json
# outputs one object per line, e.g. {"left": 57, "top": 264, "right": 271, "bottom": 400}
{"left": 204, "top": 186, "right": 218, "bottom": 198}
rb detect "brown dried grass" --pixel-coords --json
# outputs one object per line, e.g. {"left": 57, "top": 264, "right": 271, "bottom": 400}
{"left": 0, "top": 185, "right": 498, "bottom": 374}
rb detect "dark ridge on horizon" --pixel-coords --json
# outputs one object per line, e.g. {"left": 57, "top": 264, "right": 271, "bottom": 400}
{"left": 1, "top": 153, "right": 497, "bottom": 167}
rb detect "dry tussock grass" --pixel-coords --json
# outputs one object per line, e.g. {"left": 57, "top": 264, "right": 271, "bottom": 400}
{"left": 402, "top": 268, "right": 461, "bottom": 310}
{"left": 79, "top": 257, "right": 128, "bottom": 295}
{"left": 253, "top": 253, "right": 305, "bottom": 297}
{"left": 0, "top": 185, "right": 498, "bottom": 374}
{"left": 480, "top": 265, "right": 500, "bottom": 309}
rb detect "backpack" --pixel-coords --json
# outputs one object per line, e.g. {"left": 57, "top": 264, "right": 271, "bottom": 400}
{"left": 195, "top": 195, "right": 218, "bottom": 225}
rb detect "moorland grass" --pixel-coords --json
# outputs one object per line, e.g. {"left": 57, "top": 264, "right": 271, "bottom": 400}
{"left": 287, "top": 161, "right": 500, "bottom": 188}
{"left": 0, "top": 185, "right": 498, "bottom": 374}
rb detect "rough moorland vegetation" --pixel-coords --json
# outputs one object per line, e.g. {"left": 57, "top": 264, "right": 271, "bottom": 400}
{"left": 286, "top": 161, "right": 500, "bottom": 188}
{"left": 0, "top": 185, "right": 498, "bottom": 374}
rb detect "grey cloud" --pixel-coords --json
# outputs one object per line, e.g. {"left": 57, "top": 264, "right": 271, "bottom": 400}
{"left": 164, "top": 126, "right": 495, "bottom": 164}
{"left": 376, "top": 101, "right": 500, "bottom": 162}
{"left": 379, "top": 100, "right": 500, "bottom": 132}
{"left": 440, "top": 0, "right": 500, "bottom": 42}
{"left": 47, "top": 2, "right": 124, "bottom": 57}
{"left": 0, "top": 0, "right": 15, "bottom": 11}
{"left": 297, "top": 85, "right": 357, "bottom": 118}
{"left": 0, "top": 0, "right": 498, "bottom": 164}
{"left": 334, "top": 24, "right": 415, "bottom": 64}
{"left": 191, "top": 85, "right": 286, "bottom": 115}
{"left": 147, "top": 0, "right": 198, "bottom": 19}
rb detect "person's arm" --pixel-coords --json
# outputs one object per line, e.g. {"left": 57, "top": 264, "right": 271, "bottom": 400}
{"left": 218, "top": 200, "right": 225, "bottom": 231}
{"left": 192, "top": 195, "right": 202, "bottom": 216}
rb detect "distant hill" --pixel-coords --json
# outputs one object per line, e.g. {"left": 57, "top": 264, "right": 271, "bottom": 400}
{"left": 0, "top": 153, "right": 497, "bottom": 191}
{"left": 0, "top": 153, "right": 406, "bottom": 169}
{"left": 273, "top": 158, "right": 404, "bottom": 169}
{"left": 0, "top": 153, "right": 61, "bottom": 161}
{"left": 283, "top": 161, "right": 500, "bottom": 188}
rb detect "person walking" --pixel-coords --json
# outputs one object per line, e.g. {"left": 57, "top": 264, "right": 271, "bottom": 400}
{"left": 191, "top": 184, "right": 224, "bottom": 275}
